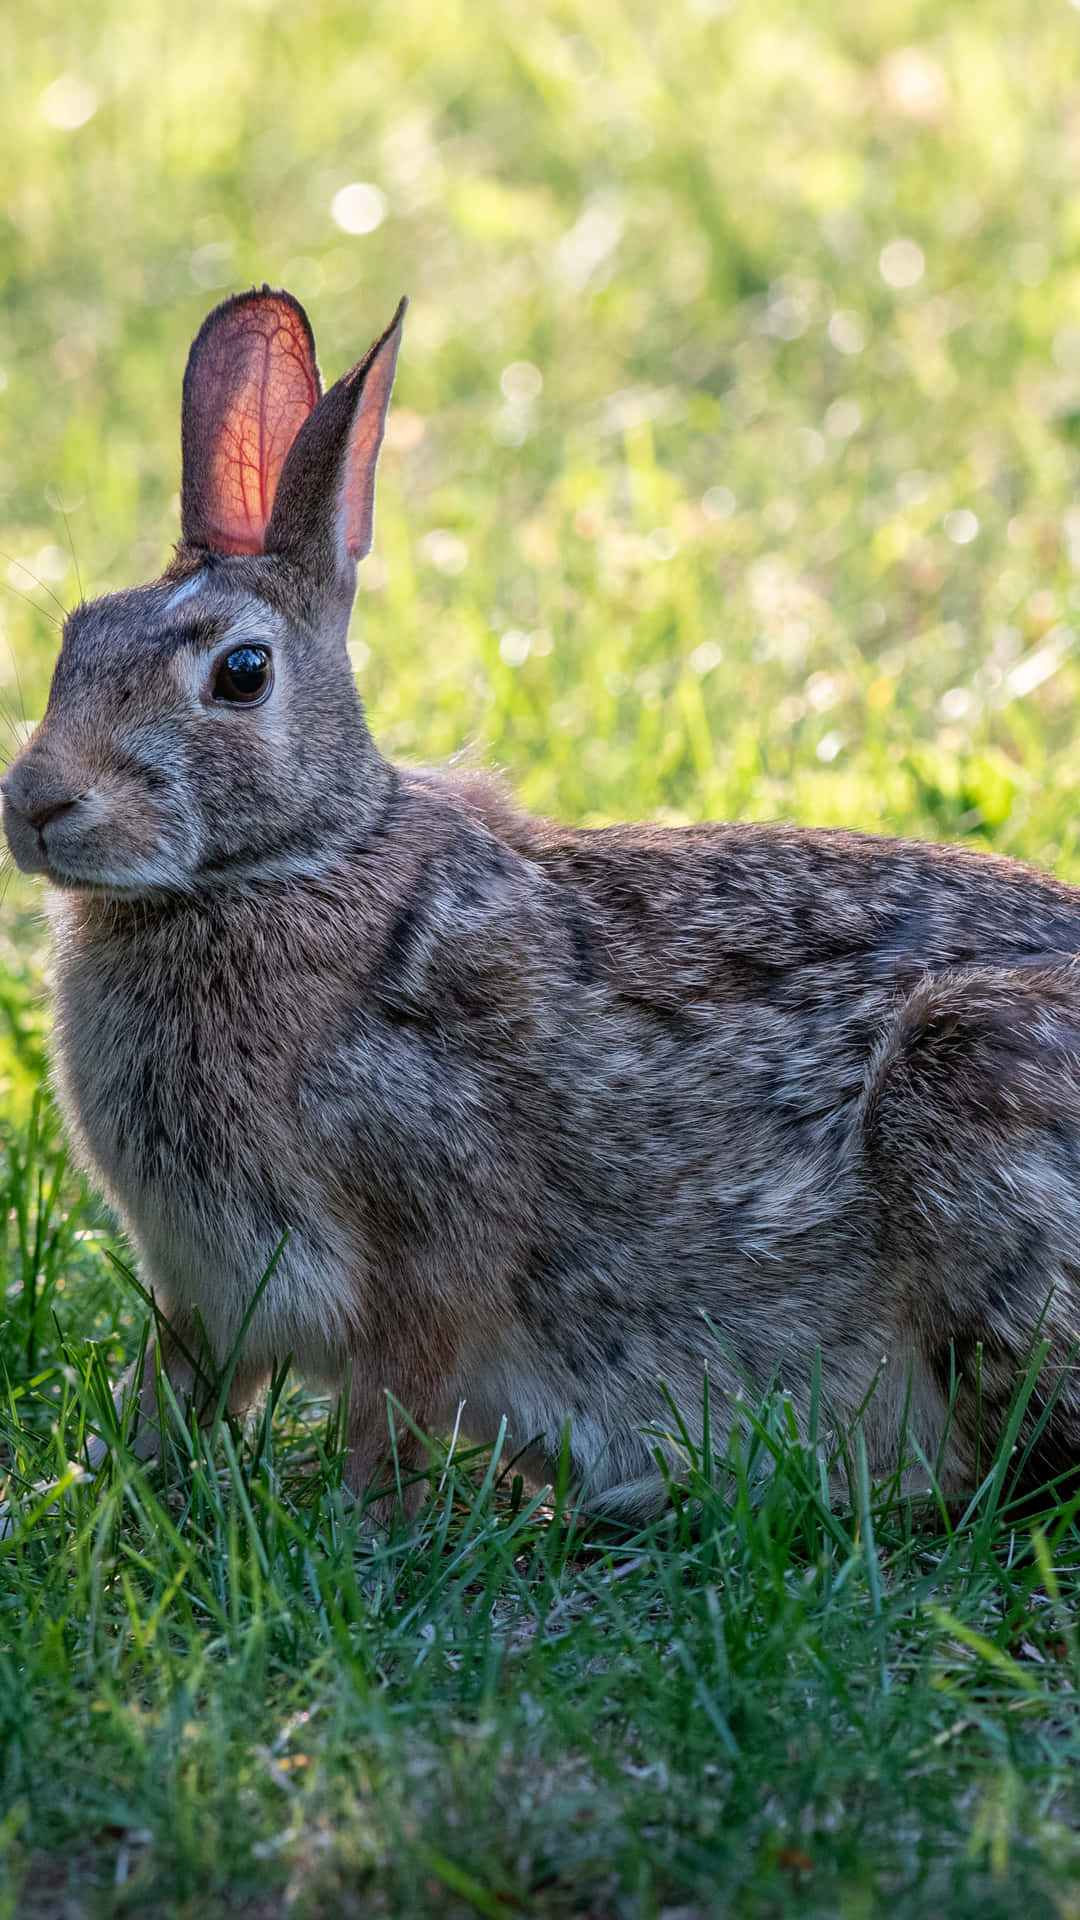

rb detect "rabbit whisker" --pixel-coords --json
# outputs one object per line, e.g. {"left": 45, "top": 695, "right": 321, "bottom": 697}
{"left": 0, "top": 577, "right": 61, "bottom": 632}
{"left": 59, "top": 506, "right": 85, "bottom": 606}
{"left": 0, "top": 550, "right": 68, "bottom": 622}
{"left": 0, "top": 692, "right": 29, "bottom": 753}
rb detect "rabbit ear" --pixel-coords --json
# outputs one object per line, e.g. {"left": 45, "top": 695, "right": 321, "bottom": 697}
{"left": 264, "top": 297, "right": 406, "bottom": 582}
{"left": 180, "top": 288, "right": 322, "bottom": 555}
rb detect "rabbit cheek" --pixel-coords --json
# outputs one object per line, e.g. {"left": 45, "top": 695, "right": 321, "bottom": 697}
{"left": 191, "top": 735, "right": 281, "bottom": 868}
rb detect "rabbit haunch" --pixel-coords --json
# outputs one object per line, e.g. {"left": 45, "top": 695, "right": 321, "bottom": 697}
{"left": 5, "top": 287, "right": 1080, "bottom": 1517}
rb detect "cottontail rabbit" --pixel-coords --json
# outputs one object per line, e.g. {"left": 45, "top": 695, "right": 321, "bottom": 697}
{"left": 4, "top": 285, "right": 1080, "bottom": 1517}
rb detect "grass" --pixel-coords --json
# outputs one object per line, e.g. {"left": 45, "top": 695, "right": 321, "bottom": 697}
{"left": 5, "top": 0, "right": 1080, "bottom": 1910}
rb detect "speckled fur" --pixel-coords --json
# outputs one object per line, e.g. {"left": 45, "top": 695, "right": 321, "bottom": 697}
{"left": 5, "top": 290, "right": 1080, "bottom": 1516}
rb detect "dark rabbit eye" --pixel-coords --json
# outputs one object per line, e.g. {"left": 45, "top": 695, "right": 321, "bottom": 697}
{"left": 212, "top": 646, "right": 272, "bottom": 706}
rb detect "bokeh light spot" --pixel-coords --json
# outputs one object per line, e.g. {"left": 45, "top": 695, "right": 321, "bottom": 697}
{"left": 39, "top": 75, "right": 98, "bottom": 130}
{"left": 879, "top": 238, "right": 925, "bottom": 289}
{"left": 944, "top": 509, "right": 979, "bottom": 545}
{"left": 331, "top": 183, "right": 388, "bottom": 235}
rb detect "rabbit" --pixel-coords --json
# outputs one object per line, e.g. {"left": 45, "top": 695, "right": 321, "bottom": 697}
{"left": 5, "top": 281, "right": 1080, "bottom": 1523}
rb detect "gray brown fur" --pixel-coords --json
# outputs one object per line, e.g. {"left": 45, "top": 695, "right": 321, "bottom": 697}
{"left": 4, "top": 288, "right": 1080, "bottom": 1516}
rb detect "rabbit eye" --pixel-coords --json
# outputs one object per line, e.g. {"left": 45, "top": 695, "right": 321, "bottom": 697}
{"left": 212, "top": 646, "right": 272, "bottom": 706}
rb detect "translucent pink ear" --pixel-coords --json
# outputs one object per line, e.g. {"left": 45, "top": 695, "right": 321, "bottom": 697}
{"left": 335, "top": 299, "right": 405, "bottom": 560}
{"left": 180, "top": 288, "right": 321, "bottom": 555}
{"left": 265, "top": 298, "right": 406, "bottom": 575}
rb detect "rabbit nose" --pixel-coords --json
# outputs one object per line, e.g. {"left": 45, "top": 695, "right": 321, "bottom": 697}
{"left": 24, "top": 797, "right": 77, "bottom": 833}
{"left": 0, "top": 770, "right": 80, "bottom": 833}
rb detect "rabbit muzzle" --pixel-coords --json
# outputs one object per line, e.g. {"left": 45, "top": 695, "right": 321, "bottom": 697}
{"left": 2, "top": 753, "right": 75, "bottom": 870}
{"left": 0, "top": 738, "right": 186, "bottom": 896}
{"left": 3, "top": 761, "right": 102, "bottom": 883}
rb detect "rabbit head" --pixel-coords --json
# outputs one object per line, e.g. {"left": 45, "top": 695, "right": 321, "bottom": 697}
{"left": 1, "top": 287, "right": 405, "bottom": 898}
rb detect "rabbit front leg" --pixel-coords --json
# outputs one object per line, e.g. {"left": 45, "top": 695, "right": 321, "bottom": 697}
{"left": 337, "top": 1307, "right": 459, "bottom": 1524}
{"left": 341, "top": 1376, "right": 434, "bottom": 1525}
